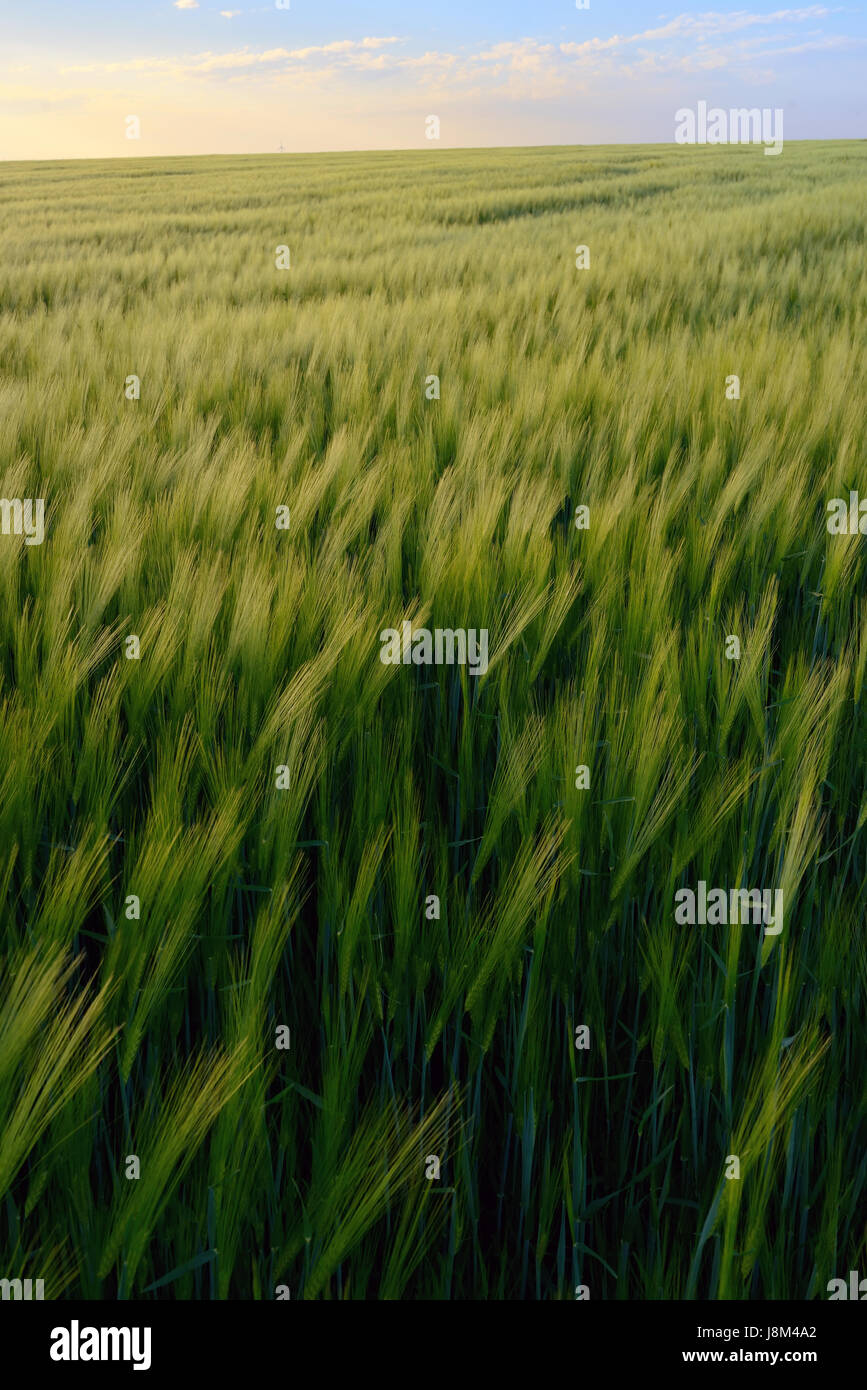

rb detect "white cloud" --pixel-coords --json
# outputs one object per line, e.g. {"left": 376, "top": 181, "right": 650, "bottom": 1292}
{"left": 62, "top": 37, "right": 406, "bottom": 78}
{"left": 173, "top": 1, "right": 200, "bottom": 9}
{"left": 559, "top": 7, "right": 834, "bottom": 57}
{"left": 51, "top": 10, "right": 860, "bottom": 102}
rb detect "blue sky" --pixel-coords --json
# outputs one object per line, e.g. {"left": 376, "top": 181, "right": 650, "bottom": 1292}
{"left": 1, "top": 2, "right": 864, "bottom": 160}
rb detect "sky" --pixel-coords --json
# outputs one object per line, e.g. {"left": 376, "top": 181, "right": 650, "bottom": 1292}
{"left": 1, "top": 2, "right": 864, "bottom": 161}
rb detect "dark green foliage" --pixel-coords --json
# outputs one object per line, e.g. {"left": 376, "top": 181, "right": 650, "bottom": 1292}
{"left": 0, "top": 142, "right": 864, "bottom": 1299}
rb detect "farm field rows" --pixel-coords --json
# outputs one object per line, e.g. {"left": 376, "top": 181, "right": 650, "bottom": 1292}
{"left": 0, "top": 140, "right": 865, "bottom": 1299}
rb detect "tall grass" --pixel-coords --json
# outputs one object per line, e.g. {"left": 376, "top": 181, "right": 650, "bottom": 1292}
{"left": 0, "top": 141, "right": 864, "bottom": 1299}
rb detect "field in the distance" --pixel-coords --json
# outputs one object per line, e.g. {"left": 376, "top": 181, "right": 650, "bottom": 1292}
{"left": 0, "top": 142, "right": 865, "bottom": 1299}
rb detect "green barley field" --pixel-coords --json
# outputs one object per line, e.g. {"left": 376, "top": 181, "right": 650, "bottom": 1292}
{"left": 0, "top": 141, "right": 865, "bottom": 1300}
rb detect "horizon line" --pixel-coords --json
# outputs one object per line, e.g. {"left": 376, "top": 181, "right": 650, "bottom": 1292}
{"left": 1, "top": 135, "right": 863, "bottom": 170}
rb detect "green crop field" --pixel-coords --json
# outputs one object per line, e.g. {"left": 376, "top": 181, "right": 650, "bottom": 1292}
{"left": 0, "top": 140, "right": 865, "bottom": 1301}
